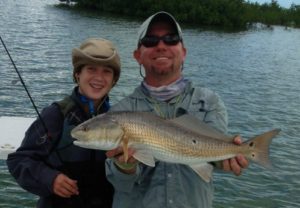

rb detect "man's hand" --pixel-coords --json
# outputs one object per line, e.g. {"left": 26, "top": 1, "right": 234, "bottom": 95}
{"left": 53, "top": 173, "right": 79, "bottom": 198}
{"left": 222, "top": 136, "right": 249, "bottom": 176}
{"left": 106, "top": 147, "right": 137, "bottom": 174}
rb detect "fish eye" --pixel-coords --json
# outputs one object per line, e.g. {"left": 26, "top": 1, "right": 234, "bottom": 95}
{"left": 82, "top": 126, "right": 89, "bottom": 132}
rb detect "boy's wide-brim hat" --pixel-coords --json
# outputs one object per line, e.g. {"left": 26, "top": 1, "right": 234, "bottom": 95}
{"left": 72, "top": 38, "right": 121, "bottom": 81}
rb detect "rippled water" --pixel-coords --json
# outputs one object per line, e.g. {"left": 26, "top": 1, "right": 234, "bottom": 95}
{"left": 1, "top": 0, "right": 300, "bottom": 207}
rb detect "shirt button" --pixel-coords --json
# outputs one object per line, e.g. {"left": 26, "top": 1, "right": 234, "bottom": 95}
{"left": 167, "top": 173, "right": 172, "bottom": 178}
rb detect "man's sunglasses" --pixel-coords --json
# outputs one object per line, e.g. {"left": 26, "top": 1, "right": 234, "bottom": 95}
{"left": 139, "top": 34, "right": 181, "bottom": 48}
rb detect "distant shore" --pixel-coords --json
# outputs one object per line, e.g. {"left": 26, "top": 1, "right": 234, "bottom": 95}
{"left": 59, "top": 0, "right": 300, "bottom": 30}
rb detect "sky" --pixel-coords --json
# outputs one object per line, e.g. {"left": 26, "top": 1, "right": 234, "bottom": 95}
{"left": 248, "top": 0, "right": 300, "bottom": 8}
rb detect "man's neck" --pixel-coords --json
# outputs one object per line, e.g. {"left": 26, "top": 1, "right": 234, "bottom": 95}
{"left": 145, "top": 74, "right": 181, "bottom": 87}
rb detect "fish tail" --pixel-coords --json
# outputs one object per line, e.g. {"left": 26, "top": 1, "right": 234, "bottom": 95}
{"left": 244, "top": 128, "right": 280, "bottom": 169}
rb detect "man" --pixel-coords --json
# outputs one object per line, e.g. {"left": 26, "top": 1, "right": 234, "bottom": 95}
{"left": 106, "top": 11, "right": 248, "bottom": 208}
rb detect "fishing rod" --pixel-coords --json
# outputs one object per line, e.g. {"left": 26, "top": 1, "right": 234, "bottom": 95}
{"left": 0, "top": 35, "right": 48, "bottom": 134}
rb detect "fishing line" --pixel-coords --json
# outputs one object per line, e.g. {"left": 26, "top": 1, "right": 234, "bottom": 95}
{"left": 0, "top": 35, "right": 48, "bottom": 134}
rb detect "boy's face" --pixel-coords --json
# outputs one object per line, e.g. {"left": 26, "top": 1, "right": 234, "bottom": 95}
{"left": 76, "top": 64, "right": 114, "bottom": 104}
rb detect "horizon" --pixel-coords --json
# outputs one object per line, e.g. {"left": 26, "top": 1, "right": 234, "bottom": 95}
{"left": 248, "top": 0, "right": 300, "bottom": 8}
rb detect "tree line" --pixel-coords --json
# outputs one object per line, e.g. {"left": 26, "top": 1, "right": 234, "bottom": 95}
{"left": 73, "top": 0, "right": 300, "bottom": 29}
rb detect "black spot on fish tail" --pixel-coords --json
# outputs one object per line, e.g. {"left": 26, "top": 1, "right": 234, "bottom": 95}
{"left": 245, "top": 128, "right": 281, "bottom": 169}
{"left": 249, "top": 141, "right": 254, "bottom": 147}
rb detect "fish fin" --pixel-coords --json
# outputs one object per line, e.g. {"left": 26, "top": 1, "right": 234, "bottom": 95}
{"left": 170, "top": 114, "right": 233, "bottom": 142}
{"left": 189, "top": 163, "right": 214, "bottom": 183}
{"left": 245, "top": 128, "right": 281, "bottom": 169}
{"left": 133, "top": 149, "right": 155, "bottom": 167}
{"left": 122, "top": 135, "right": 129, "bottom": 163}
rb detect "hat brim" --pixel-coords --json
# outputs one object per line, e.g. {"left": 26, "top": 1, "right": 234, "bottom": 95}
{"left": 72, "top": 48, "right": 120, "bottom": 72}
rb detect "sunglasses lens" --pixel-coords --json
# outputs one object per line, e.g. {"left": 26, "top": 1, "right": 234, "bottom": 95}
{"left": 164, "top": 35, "right": 181, "bottom": 45}
{"left": 140, "top": 35, "right": 181, "bottom": 48}
{"left": 140, "top": 37, "right": 159, "bottom": 47}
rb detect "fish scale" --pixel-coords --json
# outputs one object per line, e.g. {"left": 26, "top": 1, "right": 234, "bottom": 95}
{"left": 71, "top": 111, "right": 280, "bottom": 182}
{"left": 116, "top": 112, "right": 242, "bottom": 161}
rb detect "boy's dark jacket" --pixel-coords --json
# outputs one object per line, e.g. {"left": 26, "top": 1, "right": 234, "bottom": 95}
{"left": 7, "top": 87, "right": 113, "bottom": 208}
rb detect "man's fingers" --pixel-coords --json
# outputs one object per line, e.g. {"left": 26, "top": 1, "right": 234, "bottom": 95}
{"left": 106, "top": 147, "right": 136, "bottom": 162}
{"left": 233, "top": 135, "right": 242, "bottom": 145}
{"left": 127, "top": 156, "right": 137, "bottom": 163}
{"left": 230, "top": 158, "right": 242, "bottom": 176}
{"left": 222, "top": 134, "right": 249, "bottom": 176}
{"left": 106, "top": 147, "right": 123, "bottom": 158}
{"left": 236, "top": 154, "right": 249, "bottom": 169}
{"left": 222, "top": 159, "right": 231, "bottom": 172}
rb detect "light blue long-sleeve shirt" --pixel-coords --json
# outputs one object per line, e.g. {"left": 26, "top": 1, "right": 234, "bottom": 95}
{"left": 106, "top": 81, "right": 228, "bottom": 208}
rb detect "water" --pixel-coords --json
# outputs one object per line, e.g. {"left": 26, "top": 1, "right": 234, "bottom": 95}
{"left": 0, "top": 0, "right": 299, "bottom": 207}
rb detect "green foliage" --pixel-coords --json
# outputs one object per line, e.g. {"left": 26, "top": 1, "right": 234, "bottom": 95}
{"left": 74, "top": 0, "right": 300, "bottom": 29}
